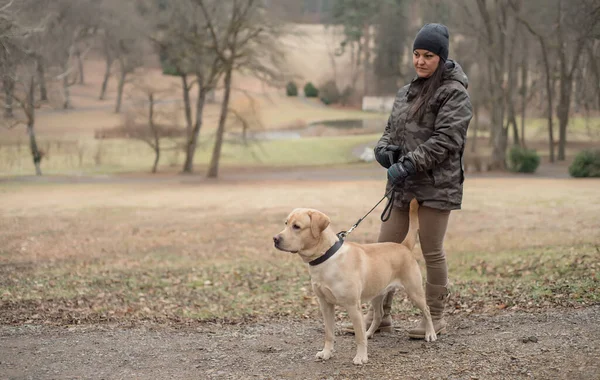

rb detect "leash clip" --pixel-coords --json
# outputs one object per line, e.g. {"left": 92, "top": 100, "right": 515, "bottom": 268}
{"left": 337, "top": 223, "right": 358, "bottom": 241}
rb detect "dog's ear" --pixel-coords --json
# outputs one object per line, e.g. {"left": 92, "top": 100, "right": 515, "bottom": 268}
{"left": 308, "top": 210, "right": 330, "bottom": 239}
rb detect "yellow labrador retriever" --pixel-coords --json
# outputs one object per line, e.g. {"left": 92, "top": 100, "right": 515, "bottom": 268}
{"left": 273, "top": 199, "right": 435, "bottom": 365}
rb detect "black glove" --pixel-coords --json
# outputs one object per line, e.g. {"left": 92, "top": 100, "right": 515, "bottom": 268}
{"left": 374, "top": 145, "right": 402, "bottom": 169}
{"left": 387, "top": 158, "right": 416, "bottom": 186}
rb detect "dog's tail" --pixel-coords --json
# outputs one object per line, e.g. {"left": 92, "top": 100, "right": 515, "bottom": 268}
{"left": 401, "top": 198, "right": 419, "bottom": 251}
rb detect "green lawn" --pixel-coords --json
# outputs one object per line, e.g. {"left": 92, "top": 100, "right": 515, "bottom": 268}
{"left": 0, "top": 133, "right": 382, "bottom": 176}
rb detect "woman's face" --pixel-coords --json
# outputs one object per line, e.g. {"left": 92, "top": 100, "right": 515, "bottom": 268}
{"left": 413, "top": 49, "right": 440, "bottom": 78}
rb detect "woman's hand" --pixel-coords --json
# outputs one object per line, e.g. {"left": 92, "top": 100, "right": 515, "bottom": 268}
{"left": 387, "top": 159, "right": 416, "bottom": 186}
{"left": 374, "top": 145, "right": 402, "bottom": 168}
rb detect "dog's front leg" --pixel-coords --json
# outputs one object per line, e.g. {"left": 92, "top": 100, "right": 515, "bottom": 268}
{"left": 315, "top": 298, "right": 335, "bottom": 361}
{"left": 346, "top": 303, "right": 368, "bottom": 365}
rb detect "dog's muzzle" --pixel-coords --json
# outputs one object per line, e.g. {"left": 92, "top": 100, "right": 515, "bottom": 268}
{"left": 273, "top": 235, "right": 297, "bottom": 253}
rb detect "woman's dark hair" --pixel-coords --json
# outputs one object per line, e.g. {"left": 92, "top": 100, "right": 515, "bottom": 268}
{"left": 411, "top": 62, "right": 445, "bottom": 123}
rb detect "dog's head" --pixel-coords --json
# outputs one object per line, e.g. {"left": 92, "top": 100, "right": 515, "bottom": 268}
{"left": 273, "top": 208, "right": 331, "bottom": 256}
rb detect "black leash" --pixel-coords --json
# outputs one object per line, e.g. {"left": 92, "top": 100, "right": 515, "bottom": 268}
{"left": 337, "top": 187, "right": 396, "bottom": 240}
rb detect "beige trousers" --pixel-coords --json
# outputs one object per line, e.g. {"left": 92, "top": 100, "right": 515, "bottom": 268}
{"left": 378, "top": 205, "right": 450, "bottom": 286}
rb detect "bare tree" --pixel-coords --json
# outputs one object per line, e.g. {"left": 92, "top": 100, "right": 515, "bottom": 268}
{"left": 518, "top": 26, "right": 530, "bottom": 148}
{"left": 505, "top": 15, "right": 521, "bottom": 147}
{"left": 40, "top": 0, "right": 96, "bottom": 109}
{"left": 151, "top": 0, "right": 225, "bottom": 174}
{"left": 329, "top": 0, "right": 379, "bottom": 100}
{"left": 0, "top": 0, "right": 48, "bottom": 175}
{"left": 471, "top": 0, "right": 513, "bottom": 169}
{"left": 196, "top": 0, "right": 288, "bottom": 178}
{"left": 123, "top": 78, "right": 180, "bottom": 173}
{"left": 1, "top": 0, "right": 17, "bottom": 117}
{"left": 554, "top": 0, "right": 600, "bottom": 160}
{"left": 372, "top": 0, "right": 410, "bottom": 94}
{"left": 513, "top": 0, "right": 599, "bottom": 161}
{"left": 114, "top": 38, "right": 144, "bottom": 113}
{"left": 98, "top": 28, "right": 116, "bottom": 100}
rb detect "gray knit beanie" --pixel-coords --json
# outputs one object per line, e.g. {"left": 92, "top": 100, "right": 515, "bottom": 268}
{"left": 413, "top": 23, "right": 450, "bottom": 62}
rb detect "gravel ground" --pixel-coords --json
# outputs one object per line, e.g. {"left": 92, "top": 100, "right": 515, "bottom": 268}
{"left": 2, "top": 306, "right": 599, "bottom": 380}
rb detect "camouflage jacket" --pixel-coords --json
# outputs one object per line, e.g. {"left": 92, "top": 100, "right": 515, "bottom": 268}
{"left": 376, "top": 60, "right": 473, "bottom": 210}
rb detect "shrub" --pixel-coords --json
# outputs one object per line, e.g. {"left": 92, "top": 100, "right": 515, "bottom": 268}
{"left": 303, "top": 82, "right": 319, "bottom": 98}
{"left": 286, "top": 81, "right": 298, "bottom": 97}
{"left": 319, "top": 80, "right": 340, "bottom": 105}
{"left": 569, "top": 149, "right": 600, "bottom": 178}
{"left": 508, "top": 146, "right": 540, "bottom": 173}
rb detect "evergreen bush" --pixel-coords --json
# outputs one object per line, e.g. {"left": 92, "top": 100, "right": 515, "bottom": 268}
{"left": 569, "top": 149, "right": 600, "bottom": 177}
{"left": 508, "top": 146, "right": 540, "bottom": 173}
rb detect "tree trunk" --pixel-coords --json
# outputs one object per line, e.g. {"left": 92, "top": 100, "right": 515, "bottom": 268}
{"left": 515, "top": 7, "right": 555, "bottom": 162}
{"left": 182, "top": 81, "right": 207, "bottom": 173}
{"left": 26, "top": 76, "right": 42, "bottom": 176}
{"left": 76, "top": 47, "right": 85, "bottom": 85}
{"left": 476, "top": 0, "right": 508, "bottom": 168}
{"left": 556, "top": 77, "right": 572, "bottom": 161}
{"left": 539, "top": 37, "right": 555, "bottom": 163}
{"left": 148, "top": 93, "right": 160, "bottom": 173}
{"left": 99, "top": 54, "right": 112, "bottom": 100}
{"left": 589, "top": 42, "right": 600, "bottom": 110}
{"left": 115, "top": 69, "right": 126, "bottom": 113}
{"left": 519, "top": 35, "right": 529, "bottom": 148}
{"left": 506, "top": 22, "right": 520, "bottom": 147}
{"left": 349, "top": 41, "right": 363, "bottom": 100}
{"left": 37, "top": 57, "right": 48, "bottom": 102}
{"left": 3, "top": 75, "right": 14, "bottom": 118}
{"left": 490, "top": 95, "right": 508, "bottom": 169}
{"left": 207, "top": 66, "right": 233, "bottom": 178}
{"left": 555, "top": 0, "right": 585, "bottom": 162}
{"left": 62, "top": 65, "right": 71, "bottom": 110}
{"left": 181, "top": 74, "right": 193, "bottom": 135}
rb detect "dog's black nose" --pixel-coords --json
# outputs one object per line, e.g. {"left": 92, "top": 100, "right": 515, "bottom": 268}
{"left": 273, "top": 236, "right": 280, "bottom": 245}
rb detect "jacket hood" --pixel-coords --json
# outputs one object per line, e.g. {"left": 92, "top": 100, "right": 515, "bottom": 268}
{"left": 442, "top": 59, "right": 468, "bottom": 89}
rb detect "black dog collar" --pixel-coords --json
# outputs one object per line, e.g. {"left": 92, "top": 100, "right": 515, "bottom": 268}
{"left": 309, "top": 238, "right": 344, "bottom": 266}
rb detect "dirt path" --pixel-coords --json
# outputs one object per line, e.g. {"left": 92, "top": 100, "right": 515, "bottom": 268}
{"left": 2, "top": 306, "right": 598, "bottom": 380}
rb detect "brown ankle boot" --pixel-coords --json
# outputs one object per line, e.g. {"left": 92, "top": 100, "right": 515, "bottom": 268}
{"left": 341, "top": 290, "right": 395, "bottom": 334}
{"left": 408, "top": 282, "right": 449, "bottom": 339}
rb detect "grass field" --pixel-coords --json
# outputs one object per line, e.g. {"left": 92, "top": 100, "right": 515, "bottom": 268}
{"left": 1, "top": 32, "right": 600, "bottom": 328}
{"left": 2, "top": 25, "right": 600, "bottom": 380}
{"left": 1, "top": 175, "right": 598, "bottom": 326}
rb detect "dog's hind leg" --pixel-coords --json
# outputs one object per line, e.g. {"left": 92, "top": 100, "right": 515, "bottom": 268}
{"left": 366, "top": 295, "right": 384, "bottom": 339}
{"left": 346, "top": 302, "right": 368, "bottom": 365}
{"left": 315, "top": 298, "right": 335, "bottom": 361}
{"left": 403, "top": 269, "right": 437, "bottom": 342}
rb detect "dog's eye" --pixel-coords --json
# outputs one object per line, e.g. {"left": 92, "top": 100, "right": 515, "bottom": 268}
{"left": 292, "top": 224, "right": 301, "bottom": 230}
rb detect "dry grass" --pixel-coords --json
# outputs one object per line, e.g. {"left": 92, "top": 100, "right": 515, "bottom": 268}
{"left": 1, "top": 26, "right": 600, "bottom": 326}
{"left": 1, "top": 175, "right": 599, "bottom": 325}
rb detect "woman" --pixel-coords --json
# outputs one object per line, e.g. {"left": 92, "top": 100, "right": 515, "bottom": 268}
{"left": 353, "top": 23, "right": 473, "bottom": 338}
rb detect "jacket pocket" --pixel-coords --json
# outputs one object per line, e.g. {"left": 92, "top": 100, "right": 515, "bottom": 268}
{"left": 432, "top": 162, "right": 447, "bottom": 188}
{"left": 433, "top": 154, "right": 463, "bottom": 188}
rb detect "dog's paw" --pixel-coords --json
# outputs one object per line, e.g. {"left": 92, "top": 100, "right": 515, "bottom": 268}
{"left": 353, "top": 353, "right": 368, "bottom": 365}
{"left": 425, "top": 331, "right": 438, "bottom": 342}
{"left": 315, "top": 350, "right": 332, "bottom": 361}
